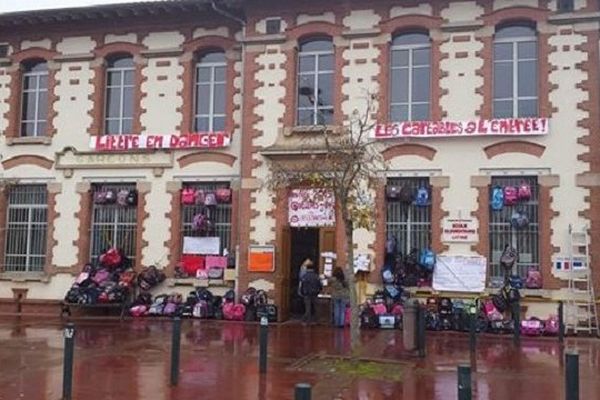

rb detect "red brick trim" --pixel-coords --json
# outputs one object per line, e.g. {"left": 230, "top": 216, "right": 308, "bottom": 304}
{"left": 538, "top": 184, "right": 562, "bottom": 290}
{"left": 286, "top": 21, "right": 342, "bottom": 42}
{"left": 45, "top": 190, "right": 59, "bottom": 275}
{"left": 135, "top": 188, "right": 149, "bottom": 272}
{"left": 1, "top": 155, "right": 54, "bottom": 170}
{"left": 380, "top": 15, "right": 441, "bottom": 34}
{"left": 482, "top": 6, "right": 549, "bottom": 26}
{"left": 88, "top": 42, "right": 144, "bottom": 136}
{"left": 382, "top": 143, "right": 437, "bottom": 161}
{"left": 164, "top": 188, "right": 181, "bottom": 277}
{"left": 483, "top": 140, "right": 546, "bottom": 159}
{"left": 11, "top": 47, "right": 57, "bottom": 63}
{"left": 179, "top": 35, "right": 238, "bottom": 134}
{"left": 177, "top": 151, "right": 237, "bottom": 168}
{"left": 368, "top": 179, "right": 386, "bottom": 284}
{"left": 431, "top": 185, "right": 449, "bottom": 254}
{"left": 0, "top": 188, "right": 7, "bottom": 273}
{"left": 471, "top": 184, "right": 489, "bottom": 259}
{"left": 73, "top": 187, "right": 92, "bottom": 270}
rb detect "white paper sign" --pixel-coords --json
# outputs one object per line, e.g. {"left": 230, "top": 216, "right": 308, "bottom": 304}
{"left": 432, "top": 255, "right": 487, "bottom": 293}
{"left": 182, "top": 236, "right": 220, "bottom": 255}
{"left": 353, "top": 254, "right": 371, "bottom": 273}
{"left": 288, "top": 188, "right": 335, "bottom": 227}
{"left": 442, "top": 218, "right": 478, "bottom": 243}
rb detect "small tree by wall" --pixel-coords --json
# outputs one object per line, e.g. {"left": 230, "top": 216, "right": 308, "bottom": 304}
{"left": 267, "top": 96, "right": 384, "bottom": 354}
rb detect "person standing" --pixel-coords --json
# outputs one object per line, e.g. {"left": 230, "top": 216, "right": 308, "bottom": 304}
{"left": 297, "top": 258, "right": 314, "bottom": 296}
{"left": 329, "top": 267, "right": 349, "bottom": 328}
{"left": 300, "top": 263, "right": 322, "bottom": 323}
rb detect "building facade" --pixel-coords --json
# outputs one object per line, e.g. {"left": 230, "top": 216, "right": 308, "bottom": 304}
{"left": 0, "top": 0, "right": 599, "bottom": 320}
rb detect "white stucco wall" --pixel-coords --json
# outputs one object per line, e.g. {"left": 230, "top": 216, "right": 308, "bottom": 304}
{"left": 441, "top": 1, "right": 484, "bottom": 22}
{"left": 140, "top": 57, "right": 183, "bottom": 134}
{"left": 342, "top": 10, "right": 381, "bottom": 30}
{"left": 56, "top": 36, "right": 96, "bottom": 55}
{"left": 389, "top": 4, "right": 432, "bottom": 18}
{"left": 142, "top": 31, "right": 185, "bottom": 50}
{"left": 105, "top": 33, "right": 137, "bottom": 44}
{"left": 296, "top": 12, "right": 335, "bottom": 25}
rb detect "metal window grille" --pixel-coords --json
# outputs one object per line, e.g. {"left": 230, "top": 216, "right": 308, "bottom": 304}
{"left": 297, "top": 41, "right": 334, "bottom": 125}
{"left": 20, "top": 64, "right": 48, "bottom": 137}
{"left": 104, "top": 59, "right": 134, "bottom": 134}
{"left": 194, "top": 56, "right": 227, "bottom": 132}
{"left": 489, "top": 176, "right": 539, "bottom": 279}
{"left": 4, "top": 185, "right": 47, "bottom": 272}
{"left": 385, "top": 178, "right": 431, "bottom": 255}
{"left": 181, "top": 182, "right": 232, "bottom": 254}
{"left": 90, "top": 184, "right": 137, "bottom": 266}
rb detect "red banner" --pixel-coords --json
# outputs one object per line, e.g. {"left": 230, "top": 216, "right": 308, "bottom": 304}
{"left": 90, "top": 132, "right": 231, "bottom": 151}
{"left": 370, "top": 118, "right": 549, "bottom": 139}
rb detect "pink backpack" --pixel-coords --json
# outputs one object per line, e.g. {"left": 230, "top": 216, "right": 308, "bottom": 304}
{"left": 223, "top": 302, "right": 246, "bottom": 321}
{"left": 525, "top": 268, "right": 542, "bottom": 289}
{"left": 483, "top": 300, "right": 503, "bottom": 321}
{"left": 518, "top": 181, "right": 532, "bottom": 201}
{"left": 503, "top": 186, "right": 518, "bottom": 206}
{"left": 130, "top": 305, "right": 147, "bottom": 317}
{"left": 390, "top": 303, "right": 404, "bottom": 317}
{"left": 521, "top": 318, "right": 544, "bottom": 336}
{"left": 181, "top": 188, "right": 195, "bottom": 205}
{"left": 371, "top": 303, "right": 387, "bottom": 315}
{"left": 92, "top": 269, "right": 110, "bottom": 285}
{"left": 545, "top": 315, "right": 560, "bottom": 335}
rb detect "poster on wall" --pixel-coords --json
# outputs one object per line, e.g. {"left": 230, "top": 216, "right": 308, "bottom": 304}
{"left": 432, "top": 255, "right": 487, "bottom": 293}
{"left": 183, "top": 236, "right": 220, "bottom": 255}
{"left": 442, "top": 218, "right": 478, "bottom": 243}
{"left": 248, "top": 245, "right": 275, "bottom": 272}
{"left": 90, "top": 132, "right": 231, "bottom": 151}
{"left": 288, "top": 188, "right": 335, "bottom": 227}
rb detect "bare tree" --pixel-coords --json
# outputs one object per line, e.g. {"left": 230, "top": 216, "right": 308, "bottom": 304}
{"left": 267, "top": 95, "right": 384, "bottom": 354}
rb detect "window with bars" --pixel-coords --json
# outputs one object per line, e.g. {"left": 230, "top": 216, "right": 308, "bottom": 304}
{"left": 195, "top": 51, "right": 227, "bottom": 132}
{"left": 4, "top": 185, "right": 47, "bottom": 272}
{"left": 104, "top": 55, "right": 134, "bottom": 135}
{"left": 488, "top": 176, "right": 539, "bottom": 279}
{"left": 181, "top": 182, "right": 232, "bottom": 255}
{"left": 21, "top": 60, "right": 48, "bottom": 137}
{"left": 297, "top": 39, "right": 334, "bottom": 126}
{"left": 390, "top": 32, "right": 431, "bottom": 122}
{"left": 90, "top": 184, "right": 137, "bottom": 266}
{"left": 385, "top": 177, "right": 431, "bottom": 255}
{"left": 493, "top": 25, "right": 538, "bottom": 118}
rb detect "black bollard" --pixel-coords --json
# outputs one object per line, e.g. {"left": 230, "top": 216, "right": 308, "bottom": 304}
{"left": 295, "top": 383, "right": 312, "bottom": 400}
{"left": 457, "top": 365, "right": 472, "bottom": 400}
{"left": 512, "top": 302, "right": 520, "bottom": 346}
{"left": 565, "top": 351, "right": 579, "bottom": 400}
{"left": 62, "top": 323, "right": 75, "bottom": 400}
{"left": 417, "top": 305, "right": 426, "bottom": 358}
{"left": 259, "top": 316, "right": 268, "bottom": 374}
{"left": 469, "top": 313, "right": 476, "bottom": 354}
{"left": 170, "top": 317, "right": 182, "bottom": 386}
{"left": 558, "top": 301, "right": 565, "bottom": 344}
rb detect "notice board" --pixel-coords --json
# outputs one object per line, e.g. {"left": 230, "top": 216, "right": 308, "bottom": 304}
{"left": 248, "top": 245, "right": 275, "bottom": 272}
{"left": 432, "top": 255, "right": 487, "bottom": 293}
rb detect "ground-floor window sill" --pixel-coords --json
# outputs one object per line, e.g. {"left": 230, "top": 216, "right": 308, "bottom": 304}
{"left": 0, "top": 273, "right": 49, "bottom": 283}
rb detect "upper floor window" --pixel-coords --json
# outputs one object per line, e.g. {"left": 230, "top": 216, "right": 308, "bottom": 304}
{"left": 195, "top": 52, "right": 226, "bottom": 132}
{"left": 390, "top": 33, "right": 431, "bottom": 122}
{"left": 297, "top": 39, "right": 334, "bottom": 126}
{"left": 105, "top": 55, "right": 134, "bottom": 135}
{"left": 493, "top": 25, "right": 538, "bottom": 118}
{"left": 21, "top": 60, "right": 48, "bottom": 137}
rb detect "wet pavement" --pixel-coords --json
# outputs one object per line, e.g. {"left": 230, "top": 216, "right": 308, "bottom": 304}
{"left": 0, "top": 318, "right": 599, "bottom": 400}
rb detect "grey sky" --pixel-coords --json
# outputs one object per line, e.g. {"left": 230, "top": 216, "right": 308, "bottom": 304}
{"left": 0, "top": 0, "right": 160, "bottom": 14}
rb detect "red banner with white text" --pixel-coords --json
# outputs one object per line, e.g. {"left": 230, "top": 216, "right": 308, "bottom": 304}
{"left": 90, "top": 132, "right": 231, "bottom": 151}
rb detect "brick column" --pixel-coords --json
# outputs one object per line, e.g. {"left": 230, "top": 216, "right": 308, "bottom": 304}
{"left": 74, "top": 182, "right": 92, "bottom": 269}
{"left": 368, "top": 178, "right": 386, "bottom": 284}
{"left": 45, "top": 182, "right": 62, "bottom": 275}
{"left": 0, "top": 186, "right": 7, "bottom": 272}
{"left": 538, "top": 175, "right": 562, "bottom": 290}
{"left": 430, "top": 176, "right": 450, "bottom": 254}
{"left": 135, "top": 181, "right": 151, "bottom": 271}
{"left": 164, "top": 181, "right": 182, "bottom": 277}
{"left": 470, "top": 175, "right": 491, "bottom": 260}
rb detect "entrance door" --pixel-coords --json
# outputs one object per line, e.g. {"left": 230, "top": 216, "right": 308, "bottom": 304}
{"left": 289, "top": 228, "right": 320, "bottom": 317}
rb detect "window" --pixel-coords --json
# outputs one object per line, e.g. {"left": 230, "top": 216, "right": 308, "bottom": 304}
{"left": 20, "top": 60, "right": 48, "bottom": 137}
{"left": 557, "top": 0, "right": 574, "bottom": 12}
{"left": 90, "top": 184, "right": 137, "bottom": 266}
{"left": 104, "top": 55, "right": 134, "bottom": 135}
{"left": 390, "top": 33, "right": 431, "bottom": 122}
{"left": 386, "top": 178, "right": 431, "bottom": 254}
{"left": 181, "top": 182, "right": 232, "bottom": 255}
{"left": 297, "top": 39, "right": 334, "bottom": 125}
{"left": 266, "top": 18, "right": 282, "bottom": 35}
{"left": 195, "top": 52, "right": 226, "bottom": 132}
{"left": 493, "top": 25, "right": 538, "bottom": 118}
{"left": 489, "top": 176, "right": 539, "bottom": 279}
{"left": 4, "top": 185, "right": 47, "bottom": 272}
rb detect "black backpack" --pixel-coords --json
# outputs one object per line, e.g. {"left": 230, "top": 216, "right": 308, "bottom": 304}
{"left": 360, "top": 307, "right": 379, "bottom": 329}
{"left": 491, "top": 293, "right": 508, "bottom": 313}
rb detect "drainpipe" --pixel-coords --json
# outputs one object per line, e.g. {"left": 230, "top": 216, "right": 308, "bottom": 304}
{"left": 211, "top": 0, "right": 246, "bottom": 296}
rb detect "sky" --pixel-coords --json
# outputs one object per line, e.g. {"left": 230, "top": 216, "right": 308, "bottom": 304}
{"left": 0, "top": 0, "right": 161, "bottom": 13}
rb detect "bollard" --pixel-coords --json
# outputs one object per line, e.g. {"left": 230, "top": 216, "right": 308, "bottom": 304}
{"left": 558, "top": 301, "right": 565, "bottom": 344}
{"left": 512, "top": 302, "right": 520, "bottom": 346}
{"left": 469, "top": 313, "right": 476, "bottom": 354}
{"left": 417, "top": 305, "right": 426, "bottom": 358}
{"left": 565, "top": 351, "right": 579, "bottom": 400}
{"left": 259, "top": 316, "right": 268, "bottom": 374}
{"left": 295, "top": 383, "right": 312, "bottom": 400}
{"left": 457, "top": 365, "right": 472, "bottom": 400}
{"left": 170, "top": 317, "right": 181, "bottom": 387}
{"left": 62, "top": 323, "right": 75, "bottom": 400}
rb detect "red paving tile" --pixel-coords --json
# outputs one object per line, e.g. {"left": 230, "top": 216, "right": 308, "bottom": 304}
{"left": 0, "top": 318, "right": 598, "bottom": 399}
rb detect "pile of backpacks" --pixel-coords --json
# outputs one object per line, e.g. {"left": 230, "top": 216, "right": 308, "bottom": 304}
{"left": 490, "top": 180, "right": 531, "bottom": 230}
{"left": 64, "top": 248, "right": 140, "bottom": 305}
{"left": 383, "top": 240, "right": 436, "bottom": 288}
{"left": 94, "top": 188, "right": 138, "bottom": 207}
{"left": 359, "top": 290, "right": 405, "bottom": 329}
{"left": 386, "top": 183, "right": 430, "bottom": 207}
{"left": 180, "top": 187, "right": 232, "bottom": 234}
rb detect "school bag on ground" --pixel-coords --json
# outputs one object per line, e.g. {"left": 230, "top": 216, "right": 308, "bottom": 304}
{"left": 521, "top": 318, "right": 545, "bottom": 336}
{"left": 360, "top": 306, "right": 379, "bottom": 329}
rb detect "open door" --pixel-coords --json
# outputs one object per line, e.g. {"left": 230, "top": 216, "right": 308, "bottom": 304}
{"left": 318, "top": 227, "right": 336, "bottom": 272}
{"left": 278, "top": 227, "right": 292, "bottom": 321}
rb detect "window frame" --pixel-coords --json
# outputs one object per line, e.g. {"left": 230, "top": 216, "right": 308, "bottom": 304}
{"left": 3, "top": 185, "right": 48, "bottom": 273}
{"left": 103, "top": 56, "right": 135, "bottom": 135}
{"left": 389, "top": 33, "right": 431, "bottom": 122}
{"left": 20, "top": 61, "right": 48, "bottom": 137}
{"left": 296, "top": 39, "right": 335, "bottom": 126}
{"left": 493, "top": 25, "right": 538, "bottom": 118}
{"left": 194, "top": 52, "right": 227, "bottom": 133}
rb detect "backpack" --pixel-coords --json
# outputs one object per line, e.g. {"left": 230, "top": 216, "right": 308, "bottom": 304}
{"left": 194, "top": 189, "right": 205, "bottom": 205}
{"left": 415, "top": 186, "right": 429, "bottom": 207}
{"left": 148, "top": 295, "right": 168, "bottom": 315}
{"left": 207, "top": 266, "right": 224, "bottom": 280}
{"left": 126, "top": 190, "right": 138, "bottom": 206}
{"left": 384, "top": 284, "right": 402, "bottom": 301}
{"left": 241, "top": 287, "right": 257, "bottom": 306}
{"left": 215, "top": 188, "right": 231, "bottom": 203}
{"left": 381, "top": 263, "right": 395, "bottom": 284}
{"left": 223, "top": 289, "right": 236, "bottom": 303}
{"left": 92, "top": 268, "right": 110, "bottom": 285}
{"left": 545, "top": 315, "right": 559, "bottom": 335}
{"left": 520, "top": 318, "right": 544, "bottom": 336}
{"left": 518, "top": 180, "right": 532, "bottom": 201}
{"left": 360, "top": 306, "right": 379, "bottom": 328}
{"left": 192, "top": 212, "right": 211, "bottom": 232}
{"left": 99, "top": 248, "right": 123, "bottom": 269}
{"left": 204, "top": 192, "right": 218, "bottom": 206}
{"left": 117, "top": 189, "right": 129, "bottom": 206}
{"left": 483, "top": 299, "right": 503, "bottom": 321}
{"left": 503, "top": 186, "right": 518, "bottom": 206}
{"left": 419, "top": 248, "right": 436, "bottom": 271}
{"left": 509, "top": 275, "right": 524, "bottom": 289}
{"left": 256, "top": 304, "right": 278, "bottom": 323}
{"left": 499, "top": 245, "right": 518, "bottom": 269}
{"left": 371, "top": 303, "right": 387, "bottom": 315}
{"left": 255, "top": 290, "right": 268, "bottom": 306}
{"left": 491, "top": 293, "right": 508, "bottom": 313}
{"left": 491, "top": 186, "right": 504, "bottom": 211}
{"left": 223, "top": 302, "right": 245, "bottom": 321}
{"left": 193, "top": 300, "right": 211, "bottom": 319}
{"left": 399, "top": 186, "right": 414, "bottom": 204}
{"left": 385, "top": 235, "right": 397, "bottom": 255}
{"left": 525, "top": 268, "right": 542, "bottom": 289}
{"left": 502, "top": 285, "right": 520, "bottom": 304}
{"left": 137, "top": 265, "right": 166, "bottom": 291}
{"left": 181, "top": 188, "right": 195, "bottom": 205}
{"left": 511, "top": 210, "right": 529, "bottom": 230}
{"left": 386, "top": 185, "right": 402, "bottom": 201}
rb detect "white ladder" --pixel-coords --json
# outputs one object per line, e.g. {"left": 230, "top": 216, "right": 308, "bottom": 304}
{"left": 566, "top": 228, "right": 598, "bottom": 336}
